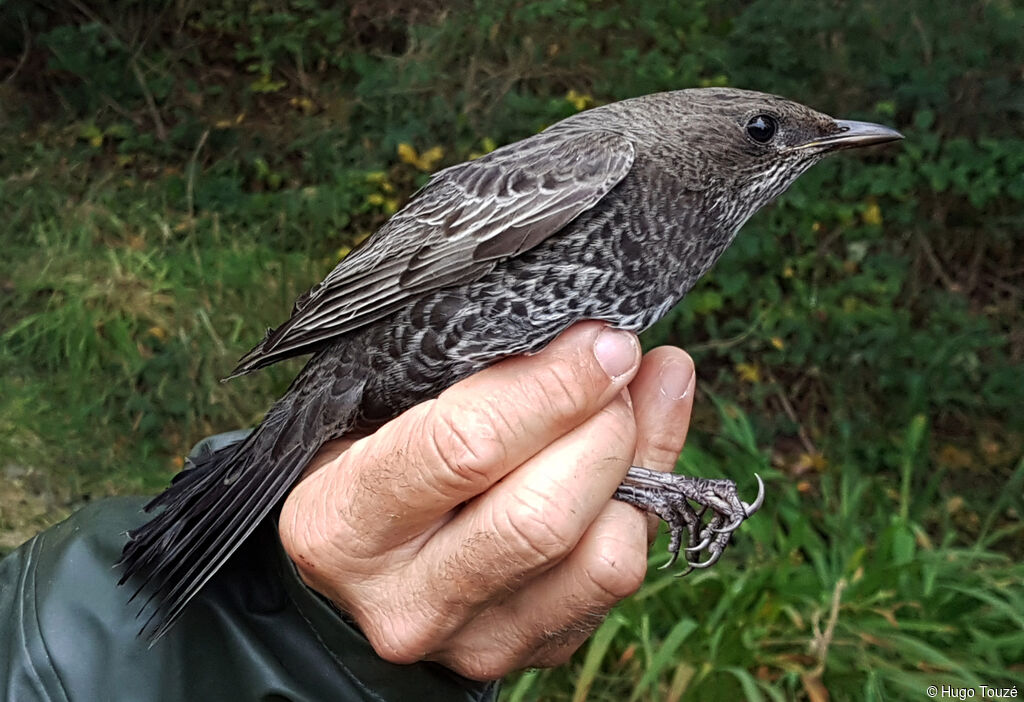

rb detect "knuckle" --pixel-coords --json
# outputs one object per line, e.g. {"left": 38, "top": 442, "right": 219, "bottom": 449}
{"left": 585, "top": 534, "right": 648, "bottom": 600}
{"left": 639, "top": 429, "right": 684, "bottom": 470}
{"left": 502, "top": 489, "right": 579, "bottom": 565}
{"left": 279, "top": 493, "right": 333, "bottom": 575}
{"left": 426, "top": 402, "right": 508, "bottom": 489}
{"left": 526, "top": 359, "right": 592, "bottom": 420}
{"left": 447, "top": 651, "right": 515, "bottom": 681}
{"left": 437, "top": 611, "right": 527, "bottom": 680}
{"left": 595, "top": 400, "right": 638, "bottom": 448}
{"left": 363, "top": 609, "right": 442, "bottom": 666}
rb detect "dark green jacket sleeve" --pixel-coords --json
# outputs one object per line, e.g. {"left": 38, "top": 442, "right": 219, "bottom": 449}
{"left": 0, "top": 434, "right": 498, "bottom": 702}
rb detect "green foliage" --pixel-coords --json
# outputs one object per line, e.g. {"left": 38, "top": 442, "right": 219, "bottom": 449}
{"left": 1, "top": 0, "right": 1021, "bottom": 699}
{"left": 505, "top": 406, "right": 1024, "bottom": 701}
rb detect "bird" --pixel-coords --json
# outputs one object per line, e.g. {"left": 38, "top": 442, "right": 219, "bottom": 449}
{"left": 118, "top": 87, "right": 902, "bottom": 641}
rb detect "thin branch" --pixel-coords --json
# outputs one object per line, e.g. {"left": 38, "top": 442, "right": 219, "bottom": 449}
{"left": 809, "top": 578, "right": 848, "bottom": 678}
{"left": 910, "top": 12, "right": 933, "bottom": 65}
{"left": 66, "top": 0, "right": 167, "bottom": 141}
{"left": 129, "top": 57, "right": 168, "bottom": 142}
{"left": 3, "top": 15, "right": 31, "bottom": 84}
{"left": 186, "top": 129, "right": 210, "bottom": 222}
{"left": 100, "top": 92, "right": 143, "bottom": 126}
{"left": 689, "top": 308, "right": 770, "bottom": 353}
{"left": 769, "top": 371, "right": 818, "bottom": 457}
{"left": 916, "top": 231, "right": 958, "bottom": 292}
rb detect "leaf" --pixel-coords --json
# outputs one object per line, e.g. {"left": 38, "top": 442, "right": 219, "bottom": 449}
{"left": 666, "top": 663, "right": 696, "bottom": 702}
{"left": 572, "top": 615, "right": 623, "bottom": 702}
{"left": 801, "top": 672, "right": 830, "bottom": 702}
{"left": 506, "top": 669, "right": 541, "bottom": 702}
{"left": 891, "top": 521, "right": 916, "bottom": 565}
{"left": 723, "top": 667, "right": 765, "bottom": 702}
{"left": 249, "top": 73, "right": 286, "bottom": 93}
{"left": 629, "top": 618, "right": 698, "bottom": 701}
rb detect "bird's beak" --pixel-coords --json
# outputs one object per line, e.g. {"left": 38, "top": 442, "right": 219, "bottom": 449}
{"left": 787, "top": 120, "right": 904, "bottom": 153}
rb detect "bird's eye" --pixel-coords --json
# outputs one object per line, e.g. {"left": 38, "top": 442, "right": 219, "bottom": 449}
{"left": 745, "top": 114, "right": 778, "bottom": 143}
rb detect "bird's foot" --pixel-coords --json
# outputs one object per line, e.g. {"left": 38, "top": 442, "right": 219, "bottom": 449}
{"left": 612, "top": 467, "right": 765, "bottom": 575}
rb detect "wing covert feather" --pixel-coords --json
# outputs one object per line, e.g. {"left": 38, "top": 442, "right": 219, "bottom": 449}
{"left": 229, "top": 130, "right": 635, "bottom": 376}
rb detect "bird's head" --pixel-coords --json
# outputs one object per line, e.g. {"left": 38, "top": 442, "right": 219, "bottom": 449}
{"left": 678, "top": 87, "right": 901, "bottom": 195}
{"left": 587, "top": 87, "right": 903, "bottom": 232}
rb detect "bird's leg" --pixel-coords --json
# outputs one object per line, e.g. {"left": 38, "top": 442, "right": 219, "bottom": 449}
{"left": 612, "top": 467, "right": 764, "bottom": 574}
{"left": 612, "top": 483, "right": 705, "bottom": 569}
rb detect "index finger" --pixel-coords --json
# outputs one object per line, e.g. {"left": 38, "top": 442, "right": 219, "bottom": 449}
{"left": 332, "top": 322, "right": 641, "bottom": 550}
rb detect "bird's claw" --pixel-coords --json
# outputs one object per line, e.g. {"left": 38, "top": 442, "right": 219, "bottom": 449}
{"left": 613, "top": 468, "right": 765, "bottom": 576}
{"left": 685, "top": 535, "right": 712, "bottom": 553}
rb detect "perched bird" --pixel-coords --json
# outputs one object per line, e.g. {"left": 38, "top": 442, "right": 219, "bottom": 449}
{"left": 119, "top": 88, "right": 902, "bottom": 640}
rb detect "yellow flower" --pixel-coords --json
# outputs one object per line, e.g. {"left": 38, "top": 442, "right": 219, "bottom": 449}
{"left": 862, "top": 202, "right": 883, "bottom": 226}
{"left": 397, "top": 143, "right": 445, "bottom": 172}
{"left": 215, "top": 113, "right": 245, "bottom": 128}
{"left": 735, "top": 362, "right": 761, "bottom": 383}
{"left": 397, "top": 142, "right": 418, "bottom": 165}
{"left": 566, "top": 89, "right": 594, "bottom": 112}
{"left": 80, "top": 124, "right": 103, "bottom": 147}
{"left": 793, "top": 452, "right": 828, "bottom": 473}
{"left": 418, "top": 146, "right": 444, "bottom": 170}
{"left": 288, "top": 96, "right": 315, "bottom": 115}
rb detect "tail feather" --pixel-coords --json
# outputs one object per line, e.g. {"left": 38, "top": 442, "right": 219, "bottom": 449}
{"left": 118, "top": 367, "right": 365, "bottom": 643}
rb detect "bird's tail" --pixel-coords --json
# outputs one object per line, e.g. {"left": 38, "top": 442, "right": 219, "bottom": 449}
{"left": 118, "top": 357, "right": 365, "bottom": 643}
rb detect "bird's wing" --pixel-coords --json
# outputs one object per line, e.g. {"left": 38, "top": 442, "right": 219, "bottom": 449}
{"left": 229, "top": 130, "right": 635, "bottom": 376}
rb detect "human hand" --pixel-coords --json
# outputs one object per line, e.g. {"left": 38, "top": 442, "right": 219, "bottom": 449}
{"left": 278, "top": 322, "right": 696, "bottom": 680}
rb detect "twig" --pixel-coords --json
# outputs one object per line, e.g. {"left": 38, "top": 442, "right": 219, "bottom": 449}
{"left": 965, "top": 234, "right": 987, "bottom": 295}
{"left": 767, "top": 370, "right": 818, "bottom": 457}
{"left": 910, "top": 12, "right": 933, "bottom": 65}
{"left": 3, "top": 15, "right": 31, "bottom": 84}
{"left": 66, "top": 0, "right": 167, "bottom": 141}
{"left": 809, "top": 578, "right": 847, "bottom": 678}
{"left": 985, "top": 274, "right": 1024, "bottom": 298}
{"left": 186, "top": 129, "right": 210, "bottom": 222}
{"left": 100, "top": 93, "right": 143, "bottom": 126}
{"left": 916, "top": 231, "right": 958, "bottom": 292}
{"left": 294, "top": 53, "right": 311, "bottom": 94}
{"left": 129, "top": 57, "right": 167, "bottom": 142}
{"left": 689, "top": 308, "right": 769, "bottom": 353}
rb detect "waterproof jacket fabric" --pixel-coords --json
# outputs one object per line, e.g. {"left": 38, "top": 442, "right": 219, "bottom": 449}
{"left": 0, "top": 433, "right": 498, "bottom": 702}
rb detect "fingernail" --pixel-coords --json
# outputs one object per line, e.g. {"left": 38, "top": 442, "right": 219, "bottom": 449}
{"left": 594, "top": 327, "right": 638, "bottom": 379}
{"left": 659, "top": 360, "right": 693, "bottom": 400}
